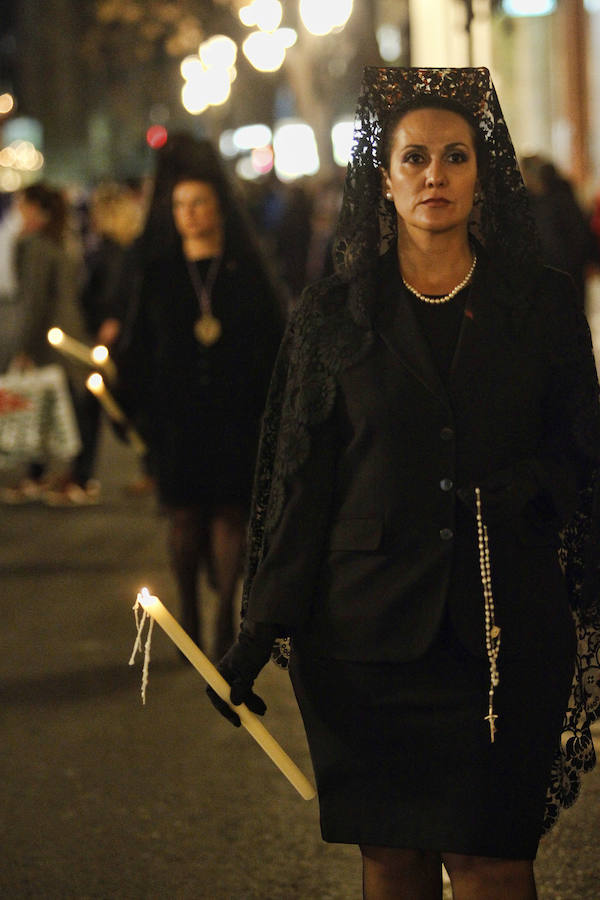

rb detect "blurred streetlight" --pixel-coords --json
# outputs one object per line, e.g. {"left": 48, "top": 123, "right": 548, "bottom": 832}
{"left": 331, "top": 120, "right": 354, "bottom": 167}
{"left": 377, "top": 24, "right": 403, "bottom": 62}
{"left": 0, "top": 93, "right": 15, "bottom": 116}
{"left": 181, "top": 79, "right": 210, "bottom": 115}
{"left": 180, "top": 35, "right": 237, "bottom": 115}
{"left": 242, "top": 29, "right": 296, "bottom": 72}
{"left": 239, "top": 0, "right": 283, "bottom": 32}
{"left": 233, "top": 123, "right": 273, "bottom": 151}
{"left": 273, "top": 120, "right": 320, "bottom": 180}
{"left": 501, "top": 0, "right": 556, "bottom": 14}
{"left": 199, "top": 34, "right": 237, "bottom": 70}
{"left": 0, "top": 140, "right": 44, "bottom": 172}
{"left": 299, "top": 0, "right": 353, "bottom": 36}
{"left": 180, "top": 55, "right": 205, "bottom": 81}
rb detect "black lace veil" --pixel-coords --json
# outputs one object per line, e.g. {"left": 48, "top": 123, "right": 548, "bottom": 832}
{"left": 333, "top": 66, "right": 540, "bottom": 281}
{"left": 241, "top": 67, "right": 600, "bottom": 834}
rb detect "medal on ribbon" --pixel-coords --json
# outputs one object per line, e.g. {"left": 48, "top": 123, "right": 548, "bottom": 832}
{"left": 186, "top": 255, "right": 223, "bottom": 347}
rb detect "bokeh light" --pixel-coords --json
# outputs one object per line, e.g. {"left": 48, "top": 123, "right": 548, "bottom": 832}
{"left": 219, "top": 130, "right": 238, "bottom": 158}
{"left": 273, "top": 120, "right": 319, "bottom": 181}
{"left": 239, "top": 0, "right": 283, "bottom": 32}
{"left": 377, "top": 24, "right": 402, "bottom": 62}
{"left": 181, "top": 79, "right": 210, "bottom": 115}
{"left": 199, "top": 34, "right": 237, "bottom": 70}
{"left": 242, "top": 29, "right": 296, "bottom": 72}
{"left": 204, "top": 68, "right": 232, "bottom": 106}
{"left": 331, "top": 120, "right": 354, "bottom": 167}
{"left": 235, "top": 155, "right": 261, "bottom": 181}
{"left": 180, "top": 55, "right": 205, "bottom": 80}
{"left": 251, "top": 146, "right": 274, "bottom": 175}
{"left": 180, "top": 35, "right": 237, "bottom": 115}
{"left": 0, "top": 169, "right": 21, "bottom": 192}
{"left": 0, "top": 93, "right": 15, "bottom": 115}
{"left": 146, "top": 125, "right": 168, "bottom": 149}
{"left": 0, "top": 140, "right": 45, "bottom": 186}
{"left": 502, "top": 0, "right": 556, "bottom": 13}
{"left": 233, "top": 123, "right": 273, "bottom": 151}
{"left": 299, "top": 0, "right": 353, "bottom": 36}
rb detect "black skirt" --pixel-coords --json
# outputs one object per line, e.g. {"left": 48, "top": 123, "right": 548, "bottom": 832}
{"left": 289, "top": 614, "right": 575, "bottom": 859}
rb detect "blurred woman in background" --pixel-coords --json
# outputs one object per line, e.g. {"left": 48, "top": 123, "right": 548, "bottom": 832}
{"left": 42, "top": 181, "right": 145, "bottom": 506}
{"left": 118, "top": 139, "right": 284, "bottom": 659}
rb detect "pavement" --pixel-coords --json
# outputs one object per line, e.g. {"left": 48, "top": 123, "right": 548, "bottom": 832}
{"left": 1, "top": 274, "right": 600, "bottom": 899}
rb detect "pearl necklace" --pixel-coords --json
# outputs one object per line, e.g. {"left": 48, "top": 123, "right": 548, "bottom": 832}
{"left": 402, "top": 255, "right": 477, "bottom": 305}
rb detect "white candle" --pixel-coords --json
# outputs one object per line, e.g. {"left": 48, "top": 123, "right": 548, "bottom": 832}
{"left": 136, "top": 588, "right": 316, "bottom": 801}
{"left": 47, "top": 327, "right": 95, "bottom": 366}
{"left": 86, "top": 373, "right": 147, "bottom": 456}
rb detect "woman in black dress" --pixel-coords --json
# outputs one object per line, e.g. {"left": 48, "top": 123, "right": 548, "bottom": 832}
{"left": 208, "top": 69, "right": 600, "bottom": 898}
{"left": 119, "top": 143, "right": 283, "bottom": 659}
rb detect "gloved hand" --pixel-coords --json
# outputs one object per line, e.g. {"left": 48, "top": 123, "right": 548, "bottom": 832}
{"left": 206, "top": 622, "right": 280, "bottom": 727}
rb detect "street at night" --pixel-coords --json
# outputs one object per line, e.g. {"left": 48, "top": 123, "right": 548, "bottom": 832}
{"left": 1, "top": 424, "right": 599, "bottom": 899}
{"left": 2, "top": 2, "right": 600, "bottom": 897}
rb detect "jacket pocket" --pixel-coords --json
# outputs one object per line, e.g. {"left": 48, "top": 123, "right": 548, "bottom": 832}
{"left": 329, "top": 517, "right": 383, "bottom": 552}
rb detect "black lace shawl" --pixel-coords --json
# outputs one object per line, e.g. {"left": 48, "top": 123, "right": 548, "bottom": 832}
{"left": 241, "top": 68, "right": 600, "bottom": 833}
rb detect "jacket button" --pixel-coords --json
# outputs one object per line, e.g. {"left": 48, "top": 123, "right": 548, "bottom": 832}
{"left": 440, "top": 478, "right": 453, "bottom": 492}
{"left": 440, "top": 528, "right": 454, "bottom": 541}
{"left": 440, "top": 426, "right": 454, "bottom": 441}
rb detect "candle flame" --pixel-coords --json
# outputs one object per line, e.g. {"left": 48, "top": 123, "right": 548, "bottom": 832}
{"left": 86, "top": 372, "right": 104, "bottom": 394}
{"left": 91, "top": 344, "right": 109, "bottom": 364}
{"left": 47, "top": 327, "right": 64, "bottom": 346}
{"left": 138, "top": 587, "right": 157, "bottom": 609}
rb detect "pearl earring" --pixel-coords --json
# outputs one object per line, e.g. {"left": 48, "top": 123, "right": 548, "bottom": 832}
{"left": 385, "top": 191, "right": 393, "bottom": 201}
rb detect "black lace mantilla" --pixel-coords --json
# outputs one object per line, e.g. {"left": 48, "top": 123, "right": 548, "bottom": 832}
{"left": 241, "top": 272, "right": 374, "bottom": 667}
{"left": 333, "top": 66, "right": 539, "bottom": 282}
{"left": 241, "top": 67, "right": 600, "bottom": 836}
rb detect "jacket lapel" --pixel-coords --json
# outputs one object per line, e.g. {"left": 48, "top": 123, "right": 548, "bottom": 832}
{"left": 374, "top": 253, "right": 450, "bottom": 408}
{"left": 448, "top": 253, "right": 519, "bottom": 394}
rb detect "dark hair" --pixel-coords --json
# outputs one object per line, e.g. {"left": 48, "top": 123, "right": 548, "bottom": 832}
{"left": 378, "top": 96, "right": 488, "bottom": 177}
{"left": 142, "top": 133, "right": 243, "bottom": 259}
{"left": 21, "top": 183, "right": 67, "bottom": 243}
{"left": 141, "top": 133, "right": 276, "bottom": 282}
{"left": 169, "top": 144, "right": 234, "bottom": 225}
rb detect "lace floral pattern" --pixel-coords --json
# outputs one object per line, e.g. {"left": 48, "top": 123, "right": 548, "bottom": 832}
{"left": 241, "top": 67, "right": 600, "bottom": 835}
{"left": 546, "top": 466, "right": 600, "bottom": 830}
{"left": 241, "top": 275, "right": 374, "bottom": 662}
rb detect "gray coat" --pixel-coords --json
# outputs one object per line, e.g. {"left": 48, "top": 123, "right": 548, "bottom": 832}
{"left": 16, "top": 232, "right": 85, "bottom": 386}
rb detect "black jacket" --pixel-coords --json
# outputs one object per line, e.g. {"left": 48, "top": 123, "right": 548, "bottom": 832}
{"left": 117, "top": 245, "right": 284, "bottom": 506}
{"left": 245, "top": 251, "right": 600, "bottom": 662}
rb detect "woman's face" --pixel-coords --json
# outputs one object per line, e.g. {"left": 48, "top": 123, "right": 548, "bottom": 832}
{"left": 171, "top": 180, "right": 222, "bottom": 241}
{"left": 382, "top": 107, "right": 478, "bottom": 239}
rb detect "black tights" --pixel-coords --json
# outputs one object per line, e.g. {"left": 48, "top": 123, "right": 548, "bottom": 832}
{"left": 167, "top": 504, "right": 246, "bottom": 659}
{"left": 360, "top": 845, "right": 537, "bottom": 899}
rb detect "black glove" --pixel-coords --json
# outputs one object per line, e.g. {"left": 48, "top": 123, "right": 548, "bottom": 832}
{"left": 206, "top": 622, "right": 280, "bottom": 727}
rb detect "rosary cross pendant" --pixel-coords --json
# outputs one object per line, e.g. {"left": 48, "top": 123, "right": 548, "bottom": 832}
{"left": 485, "top": 710, "right": 498, "bottom": 743}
